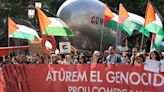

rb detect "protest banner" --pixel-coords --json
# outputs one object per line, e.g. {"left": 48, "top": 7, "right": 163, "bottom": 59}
{"left": 0, "top": 64, "right": 163, "bottom": 92}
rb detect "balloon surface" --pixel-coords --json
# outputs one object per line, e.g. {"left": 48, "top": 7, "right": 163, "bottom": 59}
{"left": 57, "top": 0, "right": 117, "bottom": 51}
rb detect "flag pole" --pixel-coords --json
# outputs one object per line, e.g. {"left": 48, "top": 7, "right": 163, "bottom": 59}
{"left": 99, "top": 18, "right": 105, "bottom": 52}
{"left": 99, "top": 4, "right": 107, "bottom": 53}
{"left": 116, "top": 3, "right": 121, "bottom": 48}
{"left": 140, "top": 33, "right": 144, "bottom": 51}
{"left": 115, "top": 21, "right": 120, "bottom": 47}
{"left": 7, "top": 17, "right": 10, "bottom": 57}
{"left": 150, "top": 33, "right": 155, "bottom": 51}
{"left": 8, "top": 37, "right": 11, "bottom": 57}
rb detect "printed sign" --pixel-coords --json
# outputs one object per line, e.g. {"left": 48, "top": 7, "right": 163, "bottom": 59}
{"left": 59, "top": 42, "right": 71, "bottom": 54}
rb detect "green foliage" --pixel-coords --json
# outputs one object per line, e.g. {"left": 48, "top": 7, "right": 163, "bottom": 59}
{"left": 100, "top": 0, "right": 164, "bottom": 17}
{"left": 0, "top": 0, "right": 163, "bottom": 29}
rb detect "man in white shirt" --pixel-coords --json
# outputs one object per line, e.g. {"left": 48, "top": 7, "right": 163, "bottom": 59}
{"left": 106, "top": 46, "right": 122, "bottom": 64}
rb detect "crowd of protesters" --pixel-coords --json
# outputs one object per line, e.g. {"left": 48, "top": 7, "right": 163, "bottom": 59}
{"left": 0, "top": 46, "right": 164, "bottom": 71}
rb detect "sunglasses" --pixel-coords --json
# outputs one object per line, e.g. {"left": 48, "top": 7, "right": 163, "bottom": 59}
{"left": 123, "top": 56, "right": 127, "bottom": 57}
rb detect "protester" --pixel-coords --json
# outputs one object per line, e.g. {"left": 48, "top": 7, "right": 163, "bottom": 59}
{"left": 144, "top": 50, "right": 161, "bottom": 73}
{"left": 11, "top": 57, "right": 19, "bottom": 64}
{"left": 132, "top": 53, "right": 145, "bottom": 65}
{"left": 85, "top": 51, "right": 93, "bottom": 63}
{"left": 71, "top": 54, "right": 79, "bottom": 64}
{"left": 36, "top": 55, "right": 44, "bottom": 64}
{"left": 89, "top": 51, "right": 100, "bottom": 64}
{"left": 122, "top": 52, "right": 131, "bottom": 64}
{"left": 49, "top": 54, "right": 58, "bottom": 64}
{"left": 0, "top": 44, "right": 164, "bottom": 72}
{"left": 78, "top": 55, "right": 87, "bottom": 64}
{"left": 64, "top": 54, "right": 73, "bottom": 64}
{"left": 130, "top": 48, "right": 138, "bottom": 64}
{"left": 106, "top": 46, "right": 122, "bottom": 64}
{"left": 6, "top": 56, "right": 12, "bottom": 64}
{"left": 100, "top": 50, "right": 109, "bottom": 64}
{"left": 43, "top": 55, "right": 50, "bottom": 64}
{"left": 22, "top": 54, "right": 29, "bottom": 64}
{"left": 27, "top": 56, "right": 36, "bottom": 64}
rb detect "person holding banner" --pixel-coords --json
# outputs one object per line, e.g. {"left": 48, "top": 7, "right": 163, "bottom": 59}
{"left": 130, "top": 48, "right": 138, "bottom": 63}
{"left": 49, "top": 54, "right": 58, "bottom": 64}
{"left": 132, "top": 53, "right": 145, "bottom": 65}
{"left": 64, "top": 54, "right": 73, "bottom": 64}
{"left": 27, "top": 56, "right": 36, "bottom": 64}
{"left": 36, "top": 55, "right": 44, "bottom": 64}
{"left": 149, "top": 51, "right": 161, "bottom": 61}
{"left": 11, "top": 57, "right": 19, "bottom": 64}
{"left": 89, "top": 51, "right": 100, "bottom": 64}
{"left": 78, "top": 55, "right": 87, "bottom": 64}
{"left": 144, "top": 50, "right": 161, "bottom": 73}
{"left": 106, "top": 46, "right": 122, "bottom": 64}
{"left": 43, "top": 55, "right": 50, "bottom": 64}
{"left": 100, "top": 50, "right": 109, "bottom": 64}
{"left": 6, "top": 56, "right": 12, "bottom": 64}
{"left": 122, "top": 52, "right": 131, "bottom": 64}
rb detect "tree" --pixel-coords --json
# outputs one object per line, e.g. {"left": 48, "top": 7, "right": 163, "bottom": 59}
{"left": 100, "top": 0, "right": 164, "bottom": 17}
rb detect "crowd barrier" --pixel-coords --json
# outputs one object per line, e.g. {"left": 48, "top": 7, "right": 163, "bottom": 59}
{"left": 0, "top": 64, "right": 164, "bottom": 92}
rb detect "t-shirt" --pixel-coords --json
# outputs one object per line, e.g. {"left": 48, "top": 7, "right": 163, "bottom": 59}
{"left": 106, "top": 54, "right": 122, "bottom": 64}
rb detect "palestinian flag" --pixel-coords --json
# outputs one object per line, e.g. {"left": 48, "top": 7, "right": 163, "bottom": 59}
{"left": 144, "top": 2, "right": 164, "bottom": 50}
{"left": 105, "top": 13, "right": 118, "bottom": 29}
{"left": 105, "top": 4, "right": 148, "bottom": 37}
{"left": 8, "top": 17, "right": 39, "bottom": 40}
{"left": 144, "top": 2, "right": 164, "bottom": 36}
{"left": 36, "top": 8, "right": 74, "bottom": 36}
{"left": 125, "top": 13, "right": 150, "bottom": 37}
{"left": 118, "top": 4, "right": 129, "bottom": 25}
{"left": 150, "top": 34, "right": 163, "bottom": 51}
{"left": 104, "top": 5, "right": 132, "bottom": 35}
{"left": 118, "top": 3, "right": 149, "bottom": 36}
{"left": 104, "top": 4, "right": 114, "bottom": 25}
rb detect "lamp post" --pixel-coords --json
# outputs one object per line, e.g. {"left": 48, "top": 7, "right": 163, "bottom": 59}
{"left": 28, "top": 0, "right": 42, "bottom": 19}
{"left": 28, "top": 4, "right": 35, "bottom": 19}
{"left": 28, "top": 1, "right": 42, "bottom": 36}
{"left": 35, "top": 0, "right": 42, "bottom": 8}
{"left": 27, "top": 1, "right": 49, "bottom": 37}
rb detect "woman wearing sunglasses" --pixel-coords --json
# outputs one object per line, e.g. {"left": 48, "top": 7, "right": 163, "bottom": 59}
{"left": 122, "top": 52, "right": 131, "bottom": 64}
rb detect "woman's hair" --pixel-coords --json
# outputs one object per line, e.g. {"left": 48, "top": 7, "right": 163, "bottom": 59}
{"left": 123, "top": 52, "right": 131, "bottom": 59}
{"left": 131, "top": 52, "right": 145, "bottom": 66}
{"left": 79, "top": 55, "right": 87, "bottom": 64}
{"left": 149, "top": 50, "right": 160, "bottom": 61}
{"left": 135, "top": 53, "right": 145, "bottom": 62}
